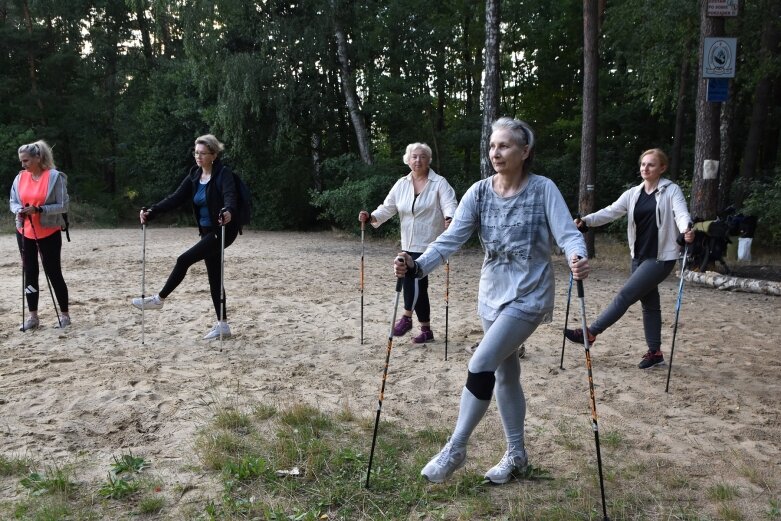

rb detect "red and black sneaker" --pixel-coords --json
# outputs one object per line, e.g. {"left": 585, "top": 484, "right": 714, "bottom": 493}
{"left": 564, "top": 327, "right": 597, "bottom": 345}
{"left": 638, "top": 350, "right": 665, "bottom": 369}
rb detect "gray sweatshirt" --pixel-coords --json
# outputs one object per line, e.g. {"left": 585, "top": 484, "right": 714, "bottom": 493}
{"left": 415, "top": 174, "right": 587, "bottom": 322}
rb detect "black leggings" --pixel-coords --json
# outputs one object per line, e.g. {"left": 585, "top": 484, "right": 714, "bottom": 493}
{"left": 403, "top": 251, "right": 430, "bottom": 323}
{"left": 159, "top": 226, "right": 238, "bottom": 320}
{"left": 17, "top": 231, "right": 69, "bottom": 313}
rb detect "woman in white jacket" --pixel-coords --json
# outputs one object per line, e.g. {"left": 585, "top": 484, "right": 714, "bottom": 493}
{"left": 358, "top": 143, "right": 457, "bottom": 343}
{"left": 566, "top": 148, "right": 694, "bottom": 369}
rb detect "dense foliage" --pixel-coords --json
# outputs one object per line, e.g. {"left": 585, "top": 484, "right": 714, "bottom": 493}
{"left": 1, "top": 0, "right": 779, "bottom": 241}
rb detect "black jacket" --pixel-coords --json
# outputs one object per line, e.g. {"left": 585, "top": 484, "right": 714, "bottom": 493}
{"left": 148, "top": 160, "right": 238, "bottom": 234}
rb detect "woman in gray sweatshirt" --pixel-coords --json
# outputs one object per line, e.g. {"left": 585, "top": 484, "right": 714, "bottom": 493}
{"left": 394, "top": 117, "right": 589, "bottom": 485}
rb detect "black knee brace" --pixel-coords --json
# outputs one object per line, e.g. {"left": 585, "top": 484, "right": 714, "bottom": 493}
{"left": 465, "top": 370, "right": 495, "bottom": 401}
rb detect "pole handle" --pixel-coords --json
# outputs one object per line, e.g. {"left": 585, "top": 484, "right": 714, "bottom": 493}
{"left": 395, "top": 257, "right": 406, "bottom": 292}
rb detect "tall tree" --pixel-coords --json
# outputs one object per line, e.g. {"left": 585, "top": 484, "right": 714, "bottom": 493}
{"left": 735, "top": 0, "right": 781, "bottom": 205}
{"left": 332, "top": 1, "right": 373, "bottom": 165}
{"left": 579, "top": 0, "right": 599, "bottom": 257}
{"left": 480, "top": 0, "right": 500, "bottom": 179}
{"left": 691, "top": 1, "right": 725, "bottom": 220}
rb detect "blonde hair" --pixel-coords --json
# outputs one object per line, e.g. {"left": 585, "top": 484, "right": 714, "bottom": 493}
{"left": 638, "top": 148, "right": 669, "bottom": 168}
{"left": 402, "top": 143, "right": 432, "bottom": 165}
{"left": 195, "top": 134, "right": 225, "bottom": 156}
{"left": 18, "top": 140, "right": 55, "bottom": 170}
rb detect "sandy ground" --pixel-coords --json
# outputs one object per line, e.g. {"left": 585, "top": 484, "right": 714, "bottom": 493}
{"left": 0, "top": 228, "right": 779, "bottom": 518}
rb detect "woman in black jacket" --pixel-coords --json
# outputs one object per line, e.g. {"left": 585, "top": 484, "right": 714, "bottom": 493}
{"left": 132, "top": 134, "right": 240, "bottom": 340}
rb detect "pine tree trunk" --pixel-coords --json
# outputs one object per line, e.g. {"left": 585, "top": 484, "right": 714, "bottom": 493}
{"left": 480, "top": 0, "right": 500, "bottom": 180}
{"left": 691, "top": 1, "right": 724, "bottom": 220}
{"left": 670, "top": 52, "right": 690, "bottom": 180}
{"left": 579, "top": 0, "right": 599, "bottom": 258}
{"left": 332, "top": 11, "right": 373, "bottom": 166}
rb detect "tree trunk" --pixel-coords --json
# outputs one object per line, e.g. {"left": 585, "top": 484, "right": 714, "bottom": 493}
{"left": 461, "top": 0, "right": 478, "bottom": 178}
{"left": 735, "top": 1, "right": 780, "bottom": 205}
{"left": 579, "top": 0, "right": 599, "bottom": 258}
{"left": 718, "top": 79, "right": 738, "bottom": 211}
{"left": 670, "top": 52, "right": 690, "bottom": 180}
{"left": 21, "top": 0, "right": 45, "bottom": 125}
{"left": 690, "top": 1, "right": 724, "bottom": 220}
{"left": 134, "top": 0, "right": 154, "bottom": 63}
{"left": 332, "top": 13, "right": 373, "bottom": 166}
{"left": 480, "top": 0, "right": 500, "bottom": 179}
{"left": 311, "top": 132, "right": 322, "bottom": 192}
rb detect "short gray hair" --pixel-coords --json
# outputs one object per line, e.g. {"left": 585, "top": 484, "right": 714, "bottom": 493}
{"left": 402, "top": 142, "right": 432, "bottom": 164}
{"left": 491, "top": 117, "right": 535, "bottom": 174}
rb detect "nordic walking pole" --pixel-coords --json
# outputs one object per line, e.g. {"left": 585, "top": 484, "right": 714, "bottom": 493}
{"left": 20, "top": 231, "right": 26, "bottom": 332}
{"left": 365, "top": 264, "right": 404, "bottom": 489}
{"left": 575, "top": 272, "right": 609, "bottom": 521}
{"left": 27, "top": 209, "right": 61, "bottom": 328}
{"left": 219, "top": 208, "right": 227, "bottom": 345}
{"left": 360, "top": 219, "right": 365, "bottom": 345}
{"left": 141, "top": 207, "right": 147, "bottom": 345}
{"left": 666, "top": 224, "right": 692, "bottom": 393}
{"left": 558, "top": 272, "right": 573, "bottom": 369}
{"left": 444, "top": 260, "right": 450, "bottom": 361}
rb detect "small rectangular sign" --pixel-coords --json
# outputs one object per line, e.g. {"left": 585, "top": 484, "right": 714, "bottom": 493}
{"left": 703, "top": 37, "right": 737, "bottom": 78}
{"left": 707, "top": 0, "right": 739, "bottom": 17}
{"left": 707, "top": 78, "right": 729, "bottom": 102}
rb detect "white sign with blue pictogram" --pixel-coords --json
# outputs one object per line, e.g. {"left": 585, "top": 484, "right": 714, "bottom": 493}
{"left": 703, "top": 38, "right": 737, "bottom": 78}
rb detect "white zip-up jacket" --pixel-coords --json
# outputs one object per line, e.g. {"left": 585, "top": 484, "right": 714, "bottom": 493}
{"left": 582, "top": 178, "right": 691, "bottom": 261}
{"left": 371, "top": 169, "right": 458, "bottom": 252}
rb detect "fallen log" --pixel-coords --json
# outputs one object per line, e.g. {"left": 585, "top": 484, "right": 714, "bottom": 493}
{"left": 683, "top": 270, "right": 781, "bottom": 296}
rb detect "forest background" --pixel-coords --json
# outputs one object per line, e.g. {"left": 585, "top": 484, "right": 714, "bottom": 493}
{"left": 1, "top": 0, "right": 780, "bottom": 249}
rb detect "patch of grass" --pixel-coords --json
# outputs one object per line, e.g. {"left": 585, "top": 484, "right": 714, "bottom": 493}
{"left": 709, "top": 482, "right": 740, "bottom": 501}
{"left": 110, "top": 451, "right": 148, "bottom": 475}
{"left": 20, "top": 465, "right": 75, "bottom": 497}
{"left": 0, "top": 454, "right": 32, "bottom": 476}
{"left": 214, "top": 407, "right": 254, "bottom": 432}
{"left": 718, "top": 503, "right": 744, "bottom": 521}
{"left": 768, "top": 499, "right": 781, "bottom": 519}
{"left": 252, "top": 403, "right": 277, "bottom": 420}
{"left": 98, "top": 472, "right": 140, "bottom": 500}
{"left": 600, "top": 430, "right": 624, "bottom": 449}
{"left": 137, "top": 495, "right": 165, "bottom": 515}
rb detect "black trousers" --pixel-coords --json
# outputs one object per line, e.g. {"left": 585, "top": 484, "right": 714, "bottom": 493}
{"left": 159, "top": 225, "right": 238, "bottom": 320}
{"left": 17, "top": 230, "right": 69, "bottom": 313}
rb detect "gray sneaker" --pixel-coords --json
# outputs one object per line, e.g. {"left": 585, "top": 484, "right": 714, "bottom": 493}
{"left": 56, "top": 315, "right": 71, "bottom": 328}
{"left": 20, "top": 316, "right": 39, "bottom": 331}
{"left": 484, "top": 447, "right": 528, "bottom": 484}
{"left": 203, "top": 322, "right": 231, "bottom": 340}
{"left": 421, "top": 440, "right": 467, "bottom": 483}
{"left": 132, "top": 295, "right": 164, "bottom": 310}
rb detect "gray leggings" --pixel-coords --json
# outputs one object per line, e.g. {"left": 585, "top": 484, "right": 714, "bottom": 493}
{"left": 450, "top": 313, "right": 540, "bottom": 451}
{"left": 590, "top": 258, "right": 675, "bottom": 351}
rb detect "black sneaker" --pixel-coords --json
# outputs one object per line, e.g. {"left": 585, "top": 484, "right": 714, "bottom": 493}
{"left": 638, "top": 350, "right": 665, "bottom": 369}
{"left": 564, "top": 327, "right": 597, "bottom": 345}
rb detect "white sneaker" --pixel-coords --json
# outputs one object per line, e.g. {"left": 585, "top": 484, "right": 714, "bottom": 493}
{"left": 57, "top": 315, "right": 71, "bottom": 328}
{"left": 203, "top": 322, "right": 231, "bottom": 340}
{"left": 20, "top": 316, "right": 39, "bottom": 331}
{"left": 484, "top": 447, "right": 528, "bottom": 484}
{"left": 421, "top": 439, "right": 467, "bottom": 483}
{"left": 132, "top": 295, "right": 164, "bottom": 310}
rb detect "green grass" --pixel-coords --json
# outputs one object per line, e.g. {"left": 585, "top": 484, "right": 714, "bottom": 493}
{"left": 0, "top": 398, "right": 777, "bottom": 520}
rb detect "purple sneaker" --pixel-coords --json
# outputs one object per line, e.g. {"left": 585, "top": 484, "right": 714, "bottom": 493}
{"left": 392, "top": 315, "right": 413, "bottom": 336}
{"left": 412, "top": 327, "right": 434, "bottom": 344}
